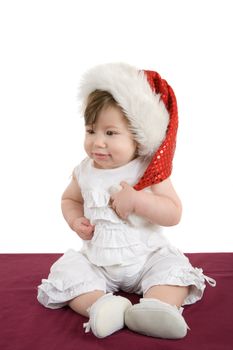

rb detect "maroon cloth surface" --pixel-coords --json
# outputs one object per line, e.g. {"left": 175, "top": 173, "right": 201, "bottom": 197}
{"left": 0, "top": 253, "right": 232, "bottom": 350}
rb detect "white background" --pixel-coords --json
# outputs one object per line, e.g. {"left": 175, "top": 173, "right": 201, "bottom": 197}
{"left": 0, "top": 0, "right": 232, "bottom": 253}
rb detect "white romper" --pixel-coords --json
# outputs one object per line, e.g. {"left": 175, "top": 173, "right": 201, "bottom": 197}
{"left": 37, "top": 157, "right": 215, "bottom": 309}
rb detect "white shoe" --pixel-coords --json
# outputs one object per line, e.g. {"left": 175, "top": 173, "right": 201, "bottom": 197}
{"left": 83, "top": 293, "right": 132, "bottom": 338}
{"left": 125, "top": 298, "right": 189, "bottom": 339}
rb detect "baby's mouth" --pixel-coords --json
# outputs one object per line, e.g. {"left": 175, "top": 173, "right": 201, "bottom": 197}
{"left": 92, "top": 152, "right": 110, "bottom": 160}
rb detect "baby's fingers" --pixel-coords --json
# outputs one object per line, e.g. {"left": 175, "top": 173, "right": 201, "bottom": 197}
{"left": 78, "top": 223, "right": 94, "bottom": 240}
{"left": 81, "top": 217, "right": 92, "bottom": 226}
{"left": 81, "top": 218, "right": 95, "bottom": 231}
{"left": 80, "top": 224, "right": 93, "bottom": 233}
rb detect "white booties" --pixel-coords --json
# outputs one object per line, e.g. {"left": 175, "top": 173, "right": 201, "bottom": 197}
{"left": 83, "top": 293, "right": 132, "bottom": 338}
{"left": 125, "top": 298, "right": 189, "bottom": 339}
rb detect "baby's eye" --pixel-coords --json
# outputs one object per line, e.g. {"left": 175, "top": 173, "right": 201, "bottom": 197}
{"left": 86, "top": 129, "right": 95, "bottom": 134}
{"left": 106, "top": 130, "right": 118, "bottom": 136}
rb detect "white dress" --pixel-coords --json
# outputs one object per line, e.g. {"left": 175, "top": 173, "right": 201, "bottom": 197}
{"left": 37, "top": 157, "right": 216, "bottom": 309}
{"left": 75, "top": 157, "right": 168, "bottom": 266}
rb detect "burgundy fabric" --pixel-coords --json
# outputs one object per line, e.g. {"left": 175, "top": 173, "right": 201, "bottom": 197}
{"left": 0, "top": 253, "right": 232, "bottom": 350}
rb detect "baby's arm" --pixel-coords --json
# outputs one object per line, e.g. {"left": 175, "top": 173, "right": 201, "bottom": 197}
{"left": 110, "top": 178, "right": 182, "bottom": 227}
{"left": 61, "top": 174, "right": 94, "bottom": 240}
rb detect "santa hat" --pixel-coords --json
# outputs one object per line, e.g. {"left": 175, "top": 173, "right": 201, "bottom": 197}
{"left": 79, "top": 63, "right": 178, "bottom": 190}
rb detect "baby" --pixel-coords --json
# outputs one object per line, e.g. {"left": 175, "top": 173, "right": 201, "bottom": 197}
{"left": 38, "top": 63, "right": 215, "bottom": 339}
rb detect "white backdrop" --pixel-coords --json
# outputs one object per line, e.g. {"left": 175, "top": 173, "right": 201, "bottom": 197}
{"left": 1, "top": 0, "right": 232, "bottom": 253}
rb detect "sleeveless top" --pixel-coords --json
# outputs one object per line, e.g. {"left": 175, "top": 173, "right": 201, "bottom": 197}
{"left": 74, "top": 157, "right": 168, "bottom": 266}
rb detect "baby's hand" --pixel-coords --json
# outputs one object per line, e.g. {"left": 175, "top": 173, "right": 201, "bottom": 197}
{"left": 110, "top": 182, "right": 137, "bottom": 220}
{"left": 71, "top": 217, "right": 95, "bottom": 240}
{"left": 109, "top": 183, "right": 153, "bottom": 227}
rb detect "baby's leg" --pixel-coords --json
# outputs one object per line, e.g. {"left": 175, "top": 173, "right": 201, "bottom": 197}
{"left": 144, "top": 284, "right": 189, "bottom": 307}
{"left": 69, "top": 290, "right": 105, "bottom": 317}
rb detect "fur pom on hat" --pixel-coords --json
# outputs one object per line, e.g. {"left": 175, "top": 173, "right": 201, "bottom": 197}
{"left": 79, "top": 63, "right": 178, "bottom": 190}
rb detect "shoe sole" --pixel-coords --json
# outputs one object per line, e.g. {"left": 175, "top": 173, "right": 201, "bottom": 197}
{"left": 125, "top": 303, "right": 187, "bottom": 339}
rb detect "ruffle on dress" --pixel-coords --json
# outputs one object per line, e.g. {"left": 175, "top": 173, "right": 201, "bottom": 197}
{"left": 82, "top": 222, "right": 155, "bottom": 266}
{"left": 91, "top": 223, "right": 141, "bottom": 247}
{"left": 82, "top": 243, "right": 150, "bottom": 266}
{"left": 79, "top": 189, "right": 166, "bottom": 266}
{"left": 82, "top": 190, "right": 110, "bottom": 208}
{"left": 83, "top": 190, "right": 122, "bottom": 225}
{"left": 85, "top": 207, "right": 121, "bottom": 225}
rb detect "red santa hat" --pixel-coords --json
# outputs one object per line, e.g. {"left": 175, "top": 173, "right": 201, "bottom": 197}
{"left": 79, "top": 63, "right": 178, "bottom": 190}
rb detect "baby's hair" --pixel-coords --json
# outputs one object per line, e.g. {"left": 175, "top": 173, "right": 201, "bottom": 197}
{"left": 84, "top": 90, "right": 125, "bottom": 125}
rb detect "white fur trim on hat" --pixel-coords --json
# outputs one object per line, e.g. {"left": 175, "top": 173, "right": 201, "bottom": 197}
{"left": 79, "top": 63, "right": 169, "bottom": 156}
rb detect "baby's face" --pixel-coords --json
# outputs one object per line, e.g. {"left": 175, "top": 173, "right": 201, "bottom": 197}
{"left": 84, "top": 105, "right": 137, "bottom": 169}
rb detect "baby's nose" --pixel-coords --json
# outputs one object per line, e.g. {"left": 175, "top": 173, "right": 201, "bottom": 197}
{"left": 94, "top": 134, "right": 106, "bottom": 147}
